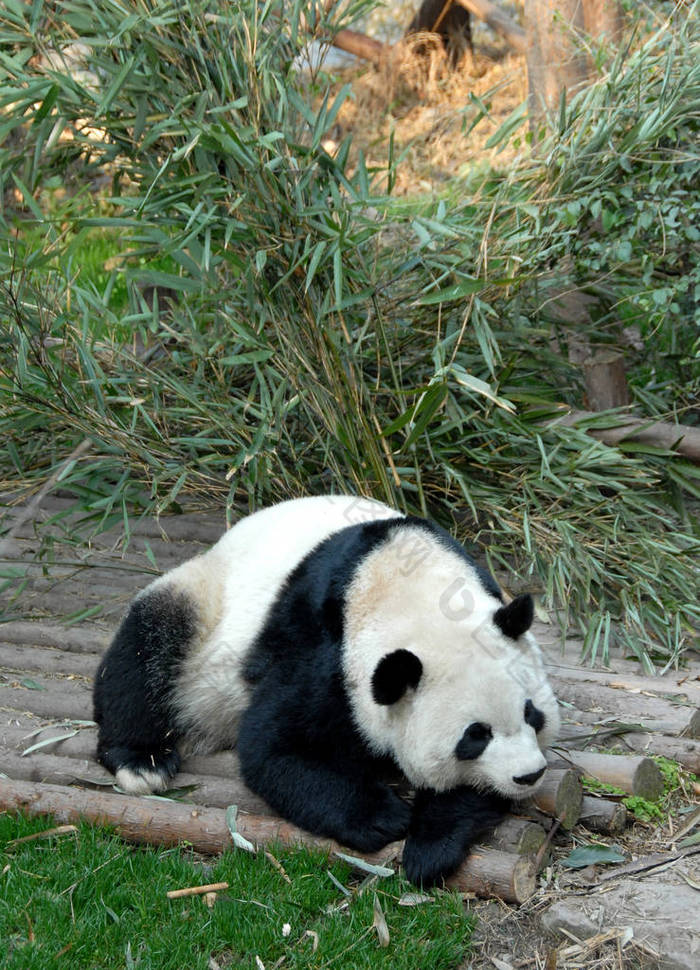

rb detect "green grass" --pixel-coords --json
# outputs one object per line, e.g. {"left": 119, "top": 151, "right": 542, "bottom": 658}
{"left": 0, "top": 814, "right": 473, "bottom": 970}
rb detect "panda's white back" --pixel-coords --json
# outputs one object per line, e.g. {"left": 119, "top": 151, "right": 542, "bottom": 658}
{"left": 164, "top": 494, "right": 400, "bottom": 748}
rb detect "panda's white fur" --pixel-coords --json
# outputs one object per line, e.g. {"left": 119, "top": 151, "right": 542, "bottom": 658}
{"left": 94, "top": 495, "right": 560, "bottom": 885}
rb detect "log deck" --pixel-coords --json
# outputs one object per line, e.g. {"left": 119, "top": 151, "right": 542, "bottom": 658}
{"left": 1, "top": 497, "right": 698, "bottom": 902}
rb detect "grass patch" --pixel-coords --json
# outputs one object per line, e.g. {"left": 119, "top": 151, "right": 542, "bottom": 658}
{"left": 0, "top": 814, "right": 473, "bottom": 970}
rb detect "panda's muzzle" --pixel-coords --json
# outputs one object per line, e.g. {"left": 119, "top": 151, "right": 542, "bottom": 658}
{"left": 513, "top": 766, "right": 546, "bottom": 787}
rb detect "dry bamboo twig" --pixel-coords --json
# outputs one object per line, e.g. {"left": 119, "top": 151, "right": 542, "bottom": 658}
{"left": 6, "top": 824, "right": 78, "bottom": 848}
{"left": 166, "top": 882, "right": 229, "bottom": 899}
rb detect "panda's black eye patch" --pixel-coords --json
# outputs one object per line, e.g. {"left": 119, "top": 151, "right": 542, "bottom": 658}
{"left": 524, "top": 699, "right": 545, "bottom": 733}
{"left": 455, "top": 722, "right": 493, "bottom": 761}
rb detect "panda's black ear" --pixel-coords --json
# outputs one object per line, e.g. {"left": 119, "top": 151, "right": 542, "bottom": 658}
{"left": 493, "top": 594, "right": 534, "bottom": 639}
{"left": 371, "top": 649, "right": 423, "bottom": 705}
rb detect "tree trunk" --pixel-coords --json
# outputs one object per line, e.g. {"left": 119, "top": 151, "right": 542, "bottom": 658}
{"left": 525, "top": 0, "right": 588, "bottom": 121}
{"left": 582, "top": 0, "right": 624, "bottom": 44}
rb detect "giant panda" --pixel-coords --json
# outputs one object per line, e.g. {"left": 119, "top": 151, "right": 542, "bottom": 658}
{"left": 93, "top": 494, "right": 560, "bottom": 886}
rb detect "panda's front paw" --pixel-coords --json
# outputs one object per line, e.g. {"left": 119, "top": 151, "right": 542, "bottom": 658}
{"left": 401, "top": 833, "right": 464, "bottom": 888}
{"left": 344, "top": 785, "right": 411, "bottom": 853}
{"left": 402, "top": 786, "right": 510, "bottom": 887}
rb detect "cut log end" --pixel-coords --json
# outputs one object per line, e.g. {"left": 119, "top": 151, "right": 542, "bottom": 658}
{"left": 532, "top": 768, "right": 583, "bottom": 829}
{"left": 490, "top": 816, "right": 547, "bottom": 856}
{"left": 454, "top": 847, "right": 535, "bottom": 904}
{"left": 632, "top": 758, "right": 665, "bottom": 802}
{"left": 579, "top": 795, "right": 628, "bottom": 834}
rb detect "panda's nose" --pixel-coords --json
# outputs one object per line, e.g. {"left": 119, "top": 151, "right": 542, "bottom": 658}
{"left": 513, "top": 766, "right": 546, "bottom": 786}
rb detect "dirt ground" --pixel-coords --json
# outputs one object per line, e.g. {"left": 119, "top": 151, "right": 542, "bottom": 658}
{"left": 314, "top": 31, "right": 528, "bottom": 194}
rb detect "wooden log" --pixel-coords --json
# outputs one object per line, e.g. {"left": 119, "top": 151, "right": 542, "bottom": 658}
{"left": 0, "top": 779, "right": 535, "bottom": 902}
{"left": 582, "top": 350, "right": 630, "bottom": 411}
{"left": 551, "top": 679, "right": 689, "bottom": 723}
{"left": 531, "top": 768, "right": 582, "bottom": 829}
{"left": 454, "top": 0, "right": 527, "bottom": 53}
{"left": 0, "top": 750, "right": 113, "bottom": 788}
{"left": 0, "top": 683, "right": 91, "bottom": 721}
{"left": 331, "top": 28, "right": 388, "bottom": 66}
{"left": 489, "top": 816, "right": 546, "bottom": 855}
{"left": 552, "top": 409, "right": 700, "bottom": 464}
{"left": 578, "top": 795, "right": 628, "bottom": 834}
{"left": 0, "top": 724, "right": 247, "bottom": 782}
{"left": 0, "top": 643, "right": 101, "bottom": 678}
{"left": 550, "top": 750, "right": 664, "bottom": 801}
{"left": 459, "top": 847, "right": 535, "bottom": 902}
{"left": 0, "top": 621, "right": 109, "bottom": 654}
{"left": 546, "top": 661, "right": 696, "bottom": 700}
{"left": 602, "top": 733, "right": 700, "bottom": 776}
{"left": 560, "top": 714, "right": 691, "bottom": 739}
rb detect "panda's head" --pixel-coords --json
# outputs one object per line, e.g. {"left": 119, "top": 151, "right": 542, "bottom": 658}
{"left": 342, "top": 526, "right": 560, "bottom": 799}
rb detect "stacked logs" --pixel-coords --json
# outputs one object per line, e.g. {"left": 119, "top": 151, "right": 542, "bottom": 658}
{"left": 1, "top": 616, "right": 697, "bottom": 906}
{"left": 0, "top": 732, "right": 671, "bottom": 904}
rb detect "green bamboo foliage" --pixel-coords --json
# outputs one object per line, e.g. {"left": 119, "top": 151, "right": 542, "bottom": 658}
{"left": 0, "top": 1, "right": 697, "bottom": 668}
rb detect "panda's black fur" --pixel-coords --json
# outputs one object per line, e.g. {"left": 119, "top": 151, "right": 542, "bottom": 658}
{"left": 94, "top": 497, "right": 559, "bottom": 886}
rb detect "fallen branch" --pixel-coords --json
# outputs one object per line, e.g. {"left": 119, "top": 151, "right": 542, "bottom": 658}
{"left": 331, "top": 28, "right": 388, "bottom": 66}
{"left": 453, "top": 0, "right": 527, "bottom": 52}
{"left": 6, "top": 824, "right": 78, "bottom": 848}
{"left": 0, "top": 779, "right": 536, "bottom": 903}
{"left": 596, "top": 845, "right": 700, "bottom": 884}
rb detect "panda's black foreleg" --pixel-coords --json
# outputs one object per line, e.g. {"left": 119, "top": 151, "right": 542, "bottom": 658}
{"left": 93, "top": 588, "right": 193, "bottom": 794}
{"left": 401, "top": 786, "right": 510, "bottom": 887}
{"left": 237, "top": 715, "right": 411, "bottom": 852}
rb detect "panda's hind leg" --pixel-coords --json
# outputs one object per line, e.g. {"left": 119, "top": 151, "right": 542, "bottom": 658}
{"left": 93, "top": 586, "right": 195, "bottom": 794}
